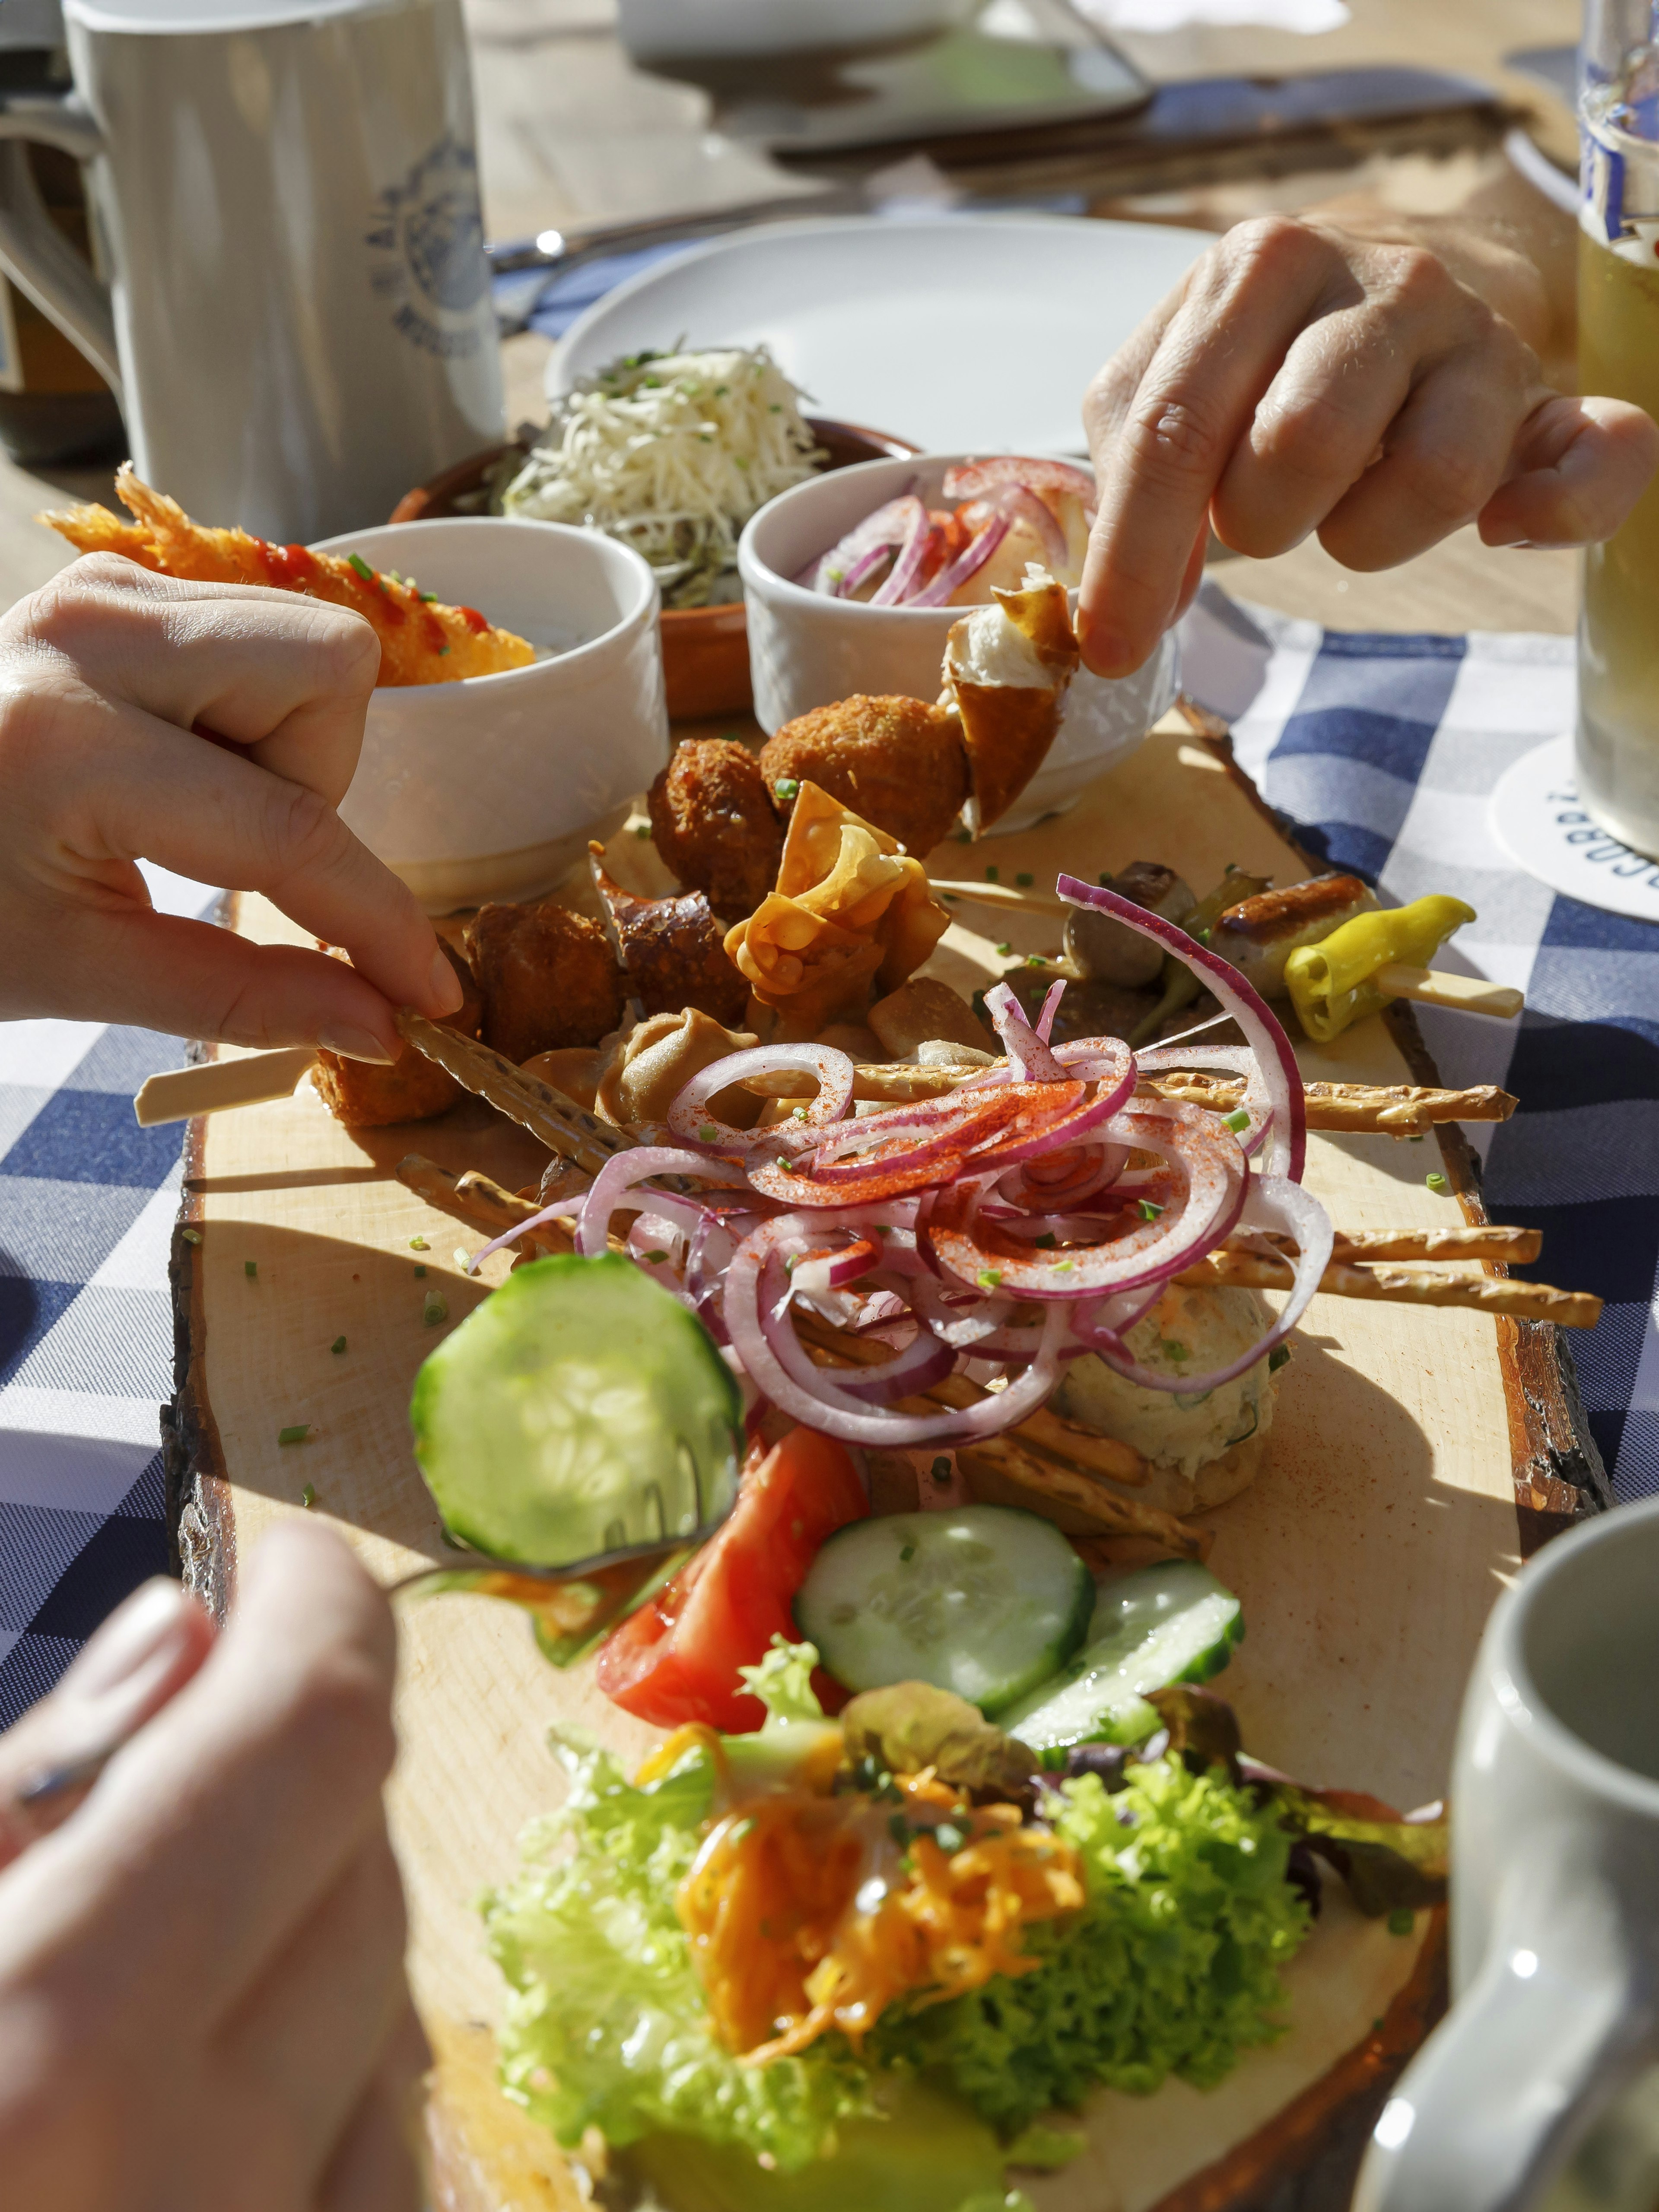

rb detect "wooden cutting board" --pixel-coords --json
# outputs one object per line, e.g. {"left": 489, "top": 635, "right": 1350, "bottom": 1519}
{"left": 166, "top": 721, "right": 1598, "bottom": 2212}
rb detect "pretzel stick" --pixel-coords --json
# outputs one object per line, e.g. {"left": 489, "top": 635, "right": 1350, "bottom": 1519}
{"left": 742, "top": 1060, "right": 1519, "bottom": 1131}
{"left": 1325, "top": 1226, "right": 1540, "bottom": 1264}
{"left": 1144, "top": 1071, "right": 1518, "bottom": 1133}
{"left": 395, "top": 1156, "right": 575, "bottom": 1257}
{"left": 796, "top": 1328, "right": 1202, "bottom": 1556}
{"left": 395, "top": 1008, "right": 631, "bottom": 1177}
{"left": 1179, "top": 1248, "right": 1601, "bottom": 1327}
{"left": 928, "top": 877, "right": 1071, "bottom": 916}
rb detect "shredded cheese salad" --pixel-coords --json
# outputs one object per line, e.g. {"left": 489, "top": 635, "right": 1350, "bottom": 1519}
{"left": 501, "top": 346, "right": 821, "bottom": 606}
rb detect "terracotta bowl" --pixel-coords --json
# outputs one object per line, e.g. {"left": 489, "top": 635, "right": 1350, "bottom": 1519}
{"left": 390, "top": 416, "right": 919, "bottom": 722}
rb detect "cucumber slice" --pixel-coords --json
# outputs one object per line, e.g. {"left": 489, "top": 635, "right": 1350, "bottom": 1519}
{"left": 795, "top": 1504, "right": 1093, "bottom": 1715}
{"left": 1001, "top": 1561, "right": 1244, "bottom": 1753}
{"left": 410, "top": 1252, "right": 742, "bottom": 1567}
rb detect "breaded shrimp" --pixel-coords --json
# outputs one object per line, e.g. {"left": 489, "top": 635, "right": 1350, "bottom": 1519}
{"left": 41, "top": 463, "right": 534, "bottom": 685}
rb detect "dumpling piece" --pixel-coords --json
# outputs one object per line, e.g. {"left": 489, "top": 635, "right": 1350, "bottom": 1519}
{"left": 942, "top": 567, "right": 1079, "bottom": 834}
{"left": 596, "top": 1006, "right": 760, "bottom": 1129}
{"left": 723, "top": 782, "right": 950, "bottom": 1039}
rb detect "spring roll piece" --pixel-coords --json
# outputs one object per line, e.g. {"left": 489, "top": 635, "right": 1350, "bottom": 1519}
{"left": 1209, "top": 874, "right": 1378, "bottom": 999}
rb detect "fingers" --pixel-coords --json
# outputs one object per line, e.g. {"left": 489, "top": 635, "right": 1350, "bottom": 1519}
{"left": 0, "top": 1580, "right": 214, "bottom": 1871}
{"left": 1480, "top": 394, "right": 1659, "bottom": 549}
{"left": 316, "top": 2045, "right": 426, "bottom": 2212}
{"left": 6, "top": 555, "right": 381, "bottom": 809}
{"left": 0, "top": 1523, "right": 399, "bottom": 2033}
{"left": 1, "top": 688, "right": 461, "bottom": 1038}
{"left": 12, "top": 901, "right": 420, "bottom": 1060}
{"left": 1079, "top": 217, "right": 1342, "bottom": 676}
{"left": 1317, "top": 358, "right": 1540, "bottom": 572}
{"left": 219, "top": 1830, "right": 412, "bottom": 2185}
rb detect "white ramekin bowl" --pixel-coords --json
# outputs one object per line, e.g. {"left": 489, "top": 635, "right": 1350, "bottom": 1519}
{"left": 738, "top": 454, "right": 1178, "bottom": 836}
{"left": 316, "top": 517, "right": 669, "bottom": 912}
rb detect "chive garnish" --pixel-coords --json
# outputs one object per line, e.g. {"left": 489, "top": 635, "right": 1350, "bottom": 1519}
{"left": 182, "top": 1227, "right": 201, "bottom": 1245}
{"left": 330, "top": 1335, "right": 346, "bottom": 1355}
{"left": 301, "top": 1483, "right": 316, "bottom": 1507}
{"left": 347, "top": 553, "right": 374, "bottom": 582}
{"left": 1427, "top": 1172, "right": 1448, "bottom": 1192}
{"left": 1224, "top": 1109, "right": 1250, "bottom": 1133}
{"left": 277, "top": 1424, "right": 310, "bottom": 1445}
{"left": 244, "top": 1259, "right": 257, "bottom": 1279}
{"left": 423, "top": 1292, "right": 448, "bottom": 1327}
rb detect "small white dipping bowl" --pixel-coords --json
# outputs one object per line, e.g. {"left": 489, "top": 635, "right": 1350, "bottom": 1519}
{"left": 315, "top": 517, "right": 669, "bottom": 912}
{"left": 739, "top": 454, "right": 1178, "bottom": 836}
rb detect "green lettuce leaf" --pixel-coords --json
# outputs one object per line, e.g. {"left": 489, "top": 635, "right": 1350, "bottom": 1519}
{"left": 483, "top": 1730, "right": 873, "bottom": 2173}
{"left": 868, "top": 1754, "right": 1311, "bottom": 2134}
{"left": 738, "top": 1636, "right": 824, "bottom": 1721}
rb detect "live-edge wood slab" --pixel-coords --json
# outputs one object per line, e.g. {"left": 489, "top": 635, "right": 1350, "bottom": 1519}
{"left": 167, "top": 727, "right": 1595, "bottom": 2212}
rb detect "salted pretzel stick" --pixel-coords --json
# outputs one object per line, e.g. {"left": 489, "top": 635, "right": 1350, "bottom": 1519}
{"left": 1325, "top": 1226, "right": 1540, "bottom": 1264}
{"left": 742, "top": 1059, "right": 1519, "bottom": 1132}
{"left": 395, "top": 1009, "right": 631, "bottom": 1179}
{"left": 1179, "top": 1248, "right": 1601, "bottom": 1327}
{"left": 394, "top": 1156, "right": 572, "bottom": 1251}
{"left": 1150, "top": 1071, "right": 1518, "bottom": 1133}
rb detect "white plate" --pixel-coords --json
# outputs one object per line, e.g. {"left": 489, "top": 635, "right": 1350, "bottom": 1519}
{"left": 1490, "top": 732, "right": 1659, "bottom": 921}
{"left": 548, "top": 214, "right": 1211, "bottom": 456}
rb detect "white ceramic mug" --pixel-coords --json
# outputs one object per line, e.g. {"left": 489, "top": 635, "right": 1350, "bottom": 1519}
{"left": 1356, "top": 1496, "right": 1659, "bottom": 2212}
{"left": 0, "top": 0, "right": 503, "bottom": 543}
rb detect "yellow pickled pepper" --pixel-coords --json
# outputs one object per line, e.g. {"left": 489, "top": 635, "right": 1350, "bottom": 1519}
{"left": 1285, "top": 895, "right": 1476, "bottom": 1044}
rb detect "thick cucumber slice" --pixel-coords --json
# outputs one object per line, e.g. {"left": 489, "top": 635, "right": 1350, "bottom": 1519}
{"left": 410, "top": 1252, "right": 742, "bottom": 1567}
{"left": 795, "top": 1504, "right": 1093, "bottom": 1715}
{"left": 1001, "top": 1561, "right": 1244, "bottom": 1753}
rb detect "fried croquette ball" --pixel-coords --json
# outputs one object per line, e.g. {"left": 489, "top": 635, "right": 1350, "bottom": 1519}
{"left": 760, "top": 695, "right": 968, "bottom": 857}
{"left": 311, "top": 940, "right": 482, "bottom": 1128}
{"left": 648, "top": 738, "right": 784, "bottom": 922}
{"left": 464, "top": 899, "right": 626, "bottom": 1063}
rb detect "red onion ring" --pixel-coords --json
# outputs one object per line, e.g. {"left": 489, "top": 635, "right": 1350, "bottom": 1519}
{"left": 984, "top": 981, "right": 1067, "bottom": 1082}
{"left": 1034, "top": 978, "right": 1067, "bottom": 1043}
{"left": 810, "top": 487, "right": 918, "bottom": 594}
{"left": 723, "top": 1218, "right": 1068, "bottom": 1445}
{"left": 466, "top": 1190, "right": 588, "bottom": 1274}
{"left": 922, "top": 1101, "right": 1245, "bottom": 1301}
{"left": 871, "top": 497, "right": 932, "bottom": 607}
{"left": 1071, "top": 1173, "right": 1332, "bottom": 1394}
{"left": 905, "top": 513, "right": 1009, "bottom": 608}
{"left": 576, "top": 1148, "right": 750, "bottom": 1259}
{"left": 1136, "top": 1042, "right": 1275, "bottom": 1162}
{"left": 667, "top": 1044, "right": 855, "bottom": 1158}
{"left": 1056, "top": 875, "right": 1307, "bottom": 1182}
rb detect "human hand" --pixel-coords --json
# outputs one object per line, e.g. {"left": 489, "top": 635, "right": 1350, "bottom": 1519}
{"left": 0, "top": 553, "right": 463, "bottom": 1059}
{"left": 0, "top": 1523, "right": 425, "bottom": 2211}
{"left": 1077, "top": 213, "right": 1659, "bottom": 677}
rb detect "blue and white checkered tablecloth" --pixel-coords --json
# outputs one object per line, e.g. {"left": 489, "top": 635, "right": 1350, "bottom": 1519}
{"left": 0, "top": 866, "right": 212, "bottom": 1729}
{"left": 1, "top": 597, "right": 1653, "bottom": 1729}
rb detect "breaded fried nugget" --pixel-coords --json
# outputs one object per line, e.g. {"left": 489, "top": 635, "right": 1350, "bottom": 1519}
{"left": 41, "top": 464, "right": 532, "bottom": 685}
{"left": 648, "top": 738, "right": 783, "bottom": 922}
{"left": 760, "top": 695, "right": 967, "bottom": 857}
{"left": 311, "top": 940, "right": 482, "bottom": 1127}
{"left": 465, "top": 899, "right": 625, "bottom": 1063}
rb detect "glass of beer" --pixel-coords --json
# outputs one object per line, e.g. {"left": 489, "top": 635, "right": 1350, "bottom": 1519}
{"left": 1578, "top": 1, "right": 1659, "bottom": 856}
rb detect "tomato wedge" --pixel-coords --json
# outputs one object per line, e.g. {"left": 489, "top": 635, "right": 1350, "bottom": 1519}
{"left": 595, "top": 1427, "right": 868, "bottom": 1733}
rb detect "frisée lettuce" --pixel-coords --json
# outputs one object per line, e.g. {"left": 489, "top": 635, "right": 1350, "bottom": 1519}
{"left": 481, "top": 1647, "right": 1311, "bottom": 2191}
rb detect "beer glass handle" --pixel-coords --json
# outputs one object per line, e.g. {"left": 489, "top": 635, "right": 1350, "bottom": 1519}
{"left": 0, "top": 89, "right": 122, "bottom": 406}
{"left": 1353, "top": 1860, "right": 1656, "bottom": 2212}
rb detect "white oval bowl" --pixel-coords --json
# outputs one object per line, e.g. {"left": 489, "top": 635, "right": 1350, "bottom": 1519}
{"left": 738, "top": 454, "right": 1178, "bottom": 836}
{"left": 316, "top": 517, "right": 669, "bottom": 912}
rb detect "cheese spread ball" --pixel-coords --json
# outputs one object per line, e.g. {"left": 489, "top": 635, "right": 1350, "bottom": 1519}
{"left": 1052, "top": 1283, "right": 1276, "bottom": 1514}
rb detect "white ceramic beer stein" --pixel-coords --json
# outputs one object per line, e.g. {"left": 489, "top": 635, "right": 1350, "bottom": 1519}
{"left": 1356, "top": 1496, "right": 1659, "bottom": 2212}
{"left": 0, "top": 0, "right": 504, "bottom": 543}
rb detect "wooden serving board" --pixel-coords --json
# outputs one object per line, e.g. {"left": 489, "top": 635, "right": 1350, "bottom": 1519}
{"left": 166, "top": 722, "right": 1600, "bottom": 2212}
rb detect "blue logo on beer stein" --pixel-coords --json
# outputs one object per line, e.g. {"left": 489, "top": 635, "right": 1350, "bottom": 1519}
{"left": 366, "top": 135, "right": 488, "bottom": 355}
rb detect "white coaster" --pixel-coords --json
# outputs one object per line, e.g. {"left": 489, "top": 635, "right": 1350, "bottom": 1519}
{"left": 1489, "top": 733, "right": 1659, "bottom": 921}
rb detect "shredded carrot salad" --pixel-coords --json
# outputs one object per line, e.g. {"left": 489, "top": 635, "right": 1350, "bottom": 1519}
{"left": 676, "top": 1770, "right": 1084, "bottom": 2063}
